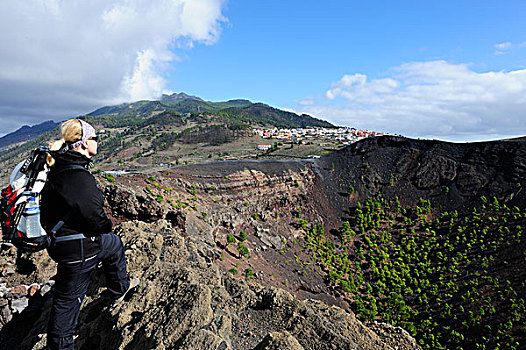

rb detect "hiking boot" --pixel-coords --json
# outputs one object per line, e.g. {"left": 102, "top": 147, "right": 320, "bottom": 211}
{"left": 113, "top": 277, "right": 140, "bottom": 304}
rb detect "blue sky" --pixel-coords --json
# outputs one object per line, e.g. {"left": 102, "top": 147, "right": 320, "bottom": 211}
{"left": 173, "top": 1, "right": 526, "bottom": 105}
{"left": 0, "top": 0, "right": 525, "bottom": 141}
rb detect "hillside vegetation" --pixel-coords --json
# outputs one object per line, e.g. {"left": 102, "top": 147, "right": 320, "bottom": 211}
{"left": 87, "top": 93, "right": 332, "bottom": 129}
{"left": 299, "top": 195, "right": 525, "bottom": 349}
{"left": 0, "top": 94, "right": 336, "bottom": 183}
{"left": 83, "top": 96, "right": 334, "bottom": 164}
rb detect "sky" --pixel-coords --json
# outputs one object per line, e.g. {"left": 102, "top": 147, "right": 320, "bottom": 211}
{"left": 0, "top": 0, "right": 525, "bottom": 141}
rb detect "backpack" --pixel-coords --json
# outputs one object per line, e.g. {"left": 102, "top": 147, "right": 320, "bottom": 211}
{"left": 0, "top": 145, "right": 84, "bottom": 252}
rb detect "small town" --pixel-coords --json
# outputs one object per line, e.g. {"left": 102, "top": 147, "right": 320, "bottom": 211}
{"left": 253, "top": 127, "right": 385, "bottom": 150}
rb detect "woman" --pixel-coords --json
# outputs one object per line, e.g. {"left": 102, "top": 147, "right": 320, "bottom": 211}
{"left": 41, "top": 119, "right": 135, "bottom": 350}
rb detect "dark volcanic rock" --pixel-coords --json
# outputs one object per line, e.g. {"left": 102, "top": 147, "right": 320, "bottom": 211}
{"left": 320, "top": 135, "right": 526, "bottom": 217}
{"left": 456, "top": 163, "right": 488, "bottom": 194}
{"left": 414, "top": 154, "right": 457, "bottom": 189}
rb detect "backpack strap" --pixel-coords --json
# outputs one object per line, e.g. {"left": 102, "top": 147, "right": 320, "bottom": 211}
{"left": 51, "top": 164, "right": 89, "bottom": 177}
{"left": 49, "top": 210, "right": 74, "bottom": 238}
{"left": 2, "top": 192, "right": 23, "bottom": 215}
{"left": 54, "top": 233, "right": 87, "bottom": 242}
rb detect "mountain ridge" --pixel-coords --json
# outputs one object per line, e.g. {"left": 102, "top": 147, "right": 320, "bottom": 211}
{"left": 0, "top": 120, "right": 59, "bottom": 149}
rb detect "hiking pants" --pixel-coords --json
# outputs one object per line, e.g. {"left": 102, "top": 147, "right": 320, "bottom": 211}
{"left": 47, "top": 233, "right": 130, "bottom": 350}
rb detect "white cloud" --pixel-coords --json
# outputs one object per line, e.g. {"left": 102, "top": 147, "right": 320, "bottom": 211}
{"left": 0, "top": 0, "right": 226, "bottom": 135}
{"left": 295, "top": 97, "right": 315, "bottom": 106}
{"left": 122, "top": 49, "right": 167, "bottom": 102}
{"left": 297, "top": 61, "right": 526, "bottom": 142}
{"left": 494, "top": 41, "right": 526, "bottom": 55}
{"left": 495, "top": 42, "right": 512, "bottom": 55}
{"left": 495, "top": 42, "right": 512, "bottom": 50}
{"left": 326, "top": 74, "right": 400, "bottom": 104}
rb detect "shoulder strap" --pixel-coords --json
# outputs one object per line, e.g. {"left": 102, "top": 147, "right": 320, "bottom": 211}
{"left": 51, "top": 164, "right": 89, "bottom": 176}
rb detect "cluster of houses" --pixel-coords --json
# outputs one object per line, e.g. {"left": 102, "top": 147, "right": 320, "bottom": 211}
{"left": 254, "top": 127, "right": 384, "bottom": 150}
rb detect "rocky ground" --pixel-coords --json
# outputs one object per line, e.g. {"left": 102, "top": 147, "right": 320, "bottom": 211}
{"left": 0, "top": 220, "right": 419, "bottom": 350}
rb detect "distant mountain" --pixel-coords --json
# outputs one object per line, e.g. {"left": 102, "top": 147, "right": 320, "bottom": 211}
{"left": 0, "top": 93, "right": 337, "bottom": 183}
{"left": 87, "top": 92, "right": 333, "bottom": 129}
{"left": 219, "top": 103, "right": 333, "bottom": 128}
{"left": 88, "top": 93, "right": 253, "bottom": 118}
{"left": 161, "top": 92, "right": 204, "bottom": 102}
{"left": 79, "top": 94, "right": 335, "bottom": 164}
{"left": 0, "top": 120, "right": 59, "bottom": 148}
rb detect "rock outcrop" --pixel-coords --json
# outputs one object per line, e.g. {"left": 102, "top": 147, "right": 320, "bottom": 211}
{"left": 0, "top": 221, "right": 419, "bottom": 350}
{"left": 319, "top": 135, "right": 526, "bottom": 218}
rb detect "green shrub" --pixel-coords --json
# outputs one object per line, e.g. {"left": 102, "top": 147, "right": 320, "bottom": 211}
{"left": 238, "top": 242, "right": 250, "bottom": 258}
{"left": 227, "top": 234, "right": 236, "bottom": 245}
{"left": 244, "top": 268, "right": 254, "bottom": 279}
{"left": 104, "top": 173, "right": 115, "bottom": 182}
{"left": 239, "top": 231, "right": 247, "bottom": 241}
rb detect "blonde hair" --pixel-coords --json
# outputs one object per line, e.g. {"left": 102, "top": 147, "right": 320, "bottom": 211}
{"left": 60, "top": 119, "right": 83, "bottom": 144}
{"left": 47, "top": 119, "right": 84, "bottom": 166}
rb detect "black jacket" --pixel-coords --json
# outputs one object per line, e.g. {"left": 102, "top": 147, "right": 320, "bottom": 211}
{"left": 41, "top": 150, "right": 111, "bottom": 263}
